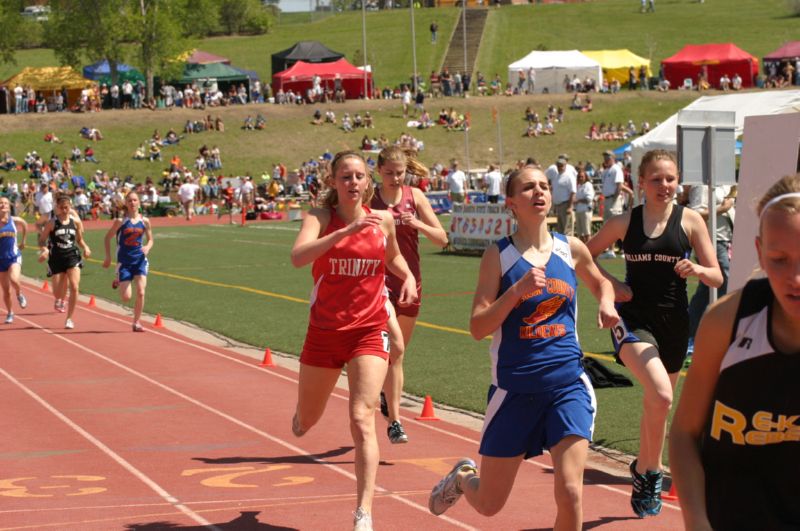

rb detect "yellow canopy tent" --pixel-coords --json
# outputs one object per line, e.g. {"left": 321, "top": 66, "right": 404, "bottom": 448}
{"left": 3, "top": 66, "right": 95, "bottom": 110}
{"left": 582, "top": 49, "right": 652, "bottom": 87}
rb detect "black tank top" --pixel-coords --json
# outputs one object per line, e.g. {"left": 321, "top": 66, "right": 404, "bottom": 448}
{"left": 622, "top": 204, "right": 691, "bottom": 310}
{"left": 49, "top": 217, "right": 79, "bottom": 258}
{"left": 700, "top": 278, "right": 800, "bottom": 530}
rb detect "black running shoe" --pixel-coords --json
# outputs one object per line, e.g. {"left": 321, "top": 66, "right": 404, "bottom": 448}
{"left": 379, "top": 391, "right": 389, "bottom": 420}
{"left": 387, "top": 420, "right": 408, "bottom": 444}
{"left": 630, "top": 459, "right": 663, "bottom": 517}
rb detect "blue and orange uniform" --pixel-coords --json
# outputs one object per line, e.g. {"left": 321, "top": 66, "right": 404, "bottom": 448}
{"left": 0, "top": 216, "right": 21, "bottom": 273}
{"left": 301, "top": 206, "right": 391, "bottom": 368}
{"left": 116, "top": 217, "right": 148, "bottom": 282}
{"left": 480, "top": 233, "right": 595, "bottom": 459}
{"left": 371, "top": 185, "right": 421, "bottom": 317}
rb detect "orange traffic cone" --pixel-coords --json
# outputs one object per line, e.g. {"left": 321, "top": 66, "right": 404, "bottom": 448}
{"left": 87, "top": 295, "right": 97, "bottom": 308}
{"left": 662, "top": 483, "right": 679, "bottom": 501}
{"left": 153, "top": 313, "right": 164, "bottom": 328}
{"left": 259, "top": 348, "right": 275, "bottom": 367}
{"left": 415, "top": 395, "right": 441, "bottom": 421}
{"left": 41, "top": 280, "right": 49, "bottom": 292}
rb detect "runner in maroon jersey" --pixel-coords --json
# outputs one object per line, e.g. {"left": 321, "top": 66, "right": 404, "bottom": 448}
{"left": 290, "top": 150, "right": 416, "bottom": 531}
{"left": 371, "top": 146, "right": 448, "bottom": 444}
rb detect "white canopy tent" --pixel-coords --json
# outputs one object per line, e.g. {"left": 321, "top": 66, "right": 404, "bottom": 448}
{"left": 630, "top": 90, "right": 800, "bottom": 173}
{"left": 507, "top": 50, "right": 602, "bottom": 94}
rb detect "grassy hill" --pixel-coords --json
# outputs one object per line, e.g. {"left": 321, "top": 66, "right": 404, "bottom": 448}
{"left": 1, "top": 0, "right": 797, "bottom": 89}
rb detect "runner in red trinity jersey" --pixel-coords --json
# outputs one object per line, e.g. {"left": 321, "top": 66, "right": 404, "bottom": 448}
{"left": 290, "top": 150, "right": 416, "bottom": 531}
{"left": 371, "top": 146, "right": 448, "bottom": 445}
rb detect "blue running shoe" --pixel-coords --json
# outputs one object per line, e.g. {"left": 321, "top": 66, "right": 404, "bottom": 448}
{"left": 630, "top": 459, "right": 663, "bottom": 517}
{"left": 645, "top": 469, "right": 663, "bottom": 516}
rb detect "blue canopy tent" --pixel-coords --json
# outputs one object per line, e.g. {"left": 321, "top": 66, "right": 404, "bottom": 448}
{"left": 82, "top": 60, "right": 143, "bottom": 84}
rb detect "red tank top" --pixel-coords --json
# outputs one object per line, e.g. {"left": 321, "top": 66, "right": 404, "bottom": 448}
{"left": 310, "top": 206, "right": 389, "bottom": 330}
{"left": 371, "top": 185, "right": 420, "bottom": 281}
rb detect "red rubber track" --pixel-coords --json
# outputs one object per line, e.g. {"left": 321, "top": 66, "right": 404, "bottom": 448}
{"left": 0, "top": 283, "right": 684, "bottom": 530}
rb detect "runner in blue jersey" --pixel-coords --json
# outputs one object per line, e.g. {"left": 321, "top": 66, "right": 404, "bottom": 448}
{"left": 102, "top": 191, "right": 153, "bottom": 332}
{"left": 429, "top": 166, "right": 619, "bottom": 529}
{"left": 0, "top": 196, "right": 28, "bottom": 324}
{"left": 670, "top": 174, "right": 800, "bottom": 531}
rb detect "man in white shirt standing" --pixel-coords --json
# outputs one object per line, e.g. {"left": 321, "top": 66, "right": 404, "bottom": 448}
{"left": 544, "top": 153, "right": 576, "bottom": 188}
{"left": 483, "top": 164, "right": 503, "bottom": 203}
{"left": 550, "top": 157, "right": 576, "bottom": 236}
{"left": 447, "top": 160, "right": 467, "bottom": 203}
{"left": 598, "top": 150, "right": 627, "bottom": 258}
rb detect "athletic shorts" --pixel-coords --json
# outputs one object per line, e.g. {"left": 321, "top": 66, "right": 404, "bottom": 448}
{"left": 0, "top": 254, "right": 21, "bottom": 273}
{"left": 117, "top": 257, "right": 149, "bottom": 282}
{"left": 301, "top": 324, "right": 390, "bottom": 369}
{"left": 610, "top": 302, "right": 690, "bottom": 374}
{"left": 479, "top": 374, "right": 596, "bottom": 459}
{"left": 386, "top": 275, "right": 421, "bottom": 318}
{"left": 47, "top": 252, "right": 82, "bottom": 276}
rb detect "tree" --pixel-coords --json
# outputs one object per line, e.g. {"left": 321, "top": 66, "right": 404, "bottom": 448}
{"left": 46, "top": 0, "right": 132, "bottom": 85}
{"left": 132, "top": 0, "right": 191, "bottom": 103}
{"left": 219, "top": 0, "right": 272, "bottom": 35}
{"left": 0, "top": 1, "right": 23, "bottom": 65}
{"left": 177, "top": 0, "right": 221, "bottom": 37}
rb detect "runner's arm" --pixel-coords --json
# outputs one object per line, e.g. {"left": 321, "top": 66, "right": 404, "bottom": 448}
{"left": 669, "top": 291, "right": 738, "bottom": 531}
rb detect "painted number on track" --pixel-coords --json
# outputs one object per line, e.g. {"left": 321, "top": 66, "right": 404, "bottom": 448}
{"left": 182, "top": 466, "right": 313, "bottom": 488}
{"left": 0, "top": 475, "right": 106, "bottom": 498}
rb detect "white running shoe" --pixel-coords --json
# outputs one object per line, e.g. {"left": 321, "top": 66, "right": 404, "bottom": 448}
{"left": 4, "top": 312, "right": 13, "bottom": 324}
{"left": 17, "top": 294, "right": 27, "bottom": 309}
{"left": 65, "top": 319, "right": 74, "bottom": 330}
{"left": 353, "top": 507, "right": 373, "bottom": 531}
{"left": 598, "top": 250, "right": 617, "bottom": 260}
{"left": 429, "top": 458, "right": 477, "bottom": 516}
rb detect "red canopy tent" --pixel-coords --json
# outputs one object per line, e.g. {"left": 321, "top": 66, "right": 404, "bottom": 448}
{"left": 271, "top": 58, "right": 373, "bottom": 100}
{"left": 763, "top": 41, "right": 800, "bottom": 74}
{"left": 662, "top": 43, "right": 759, "bottom": 89}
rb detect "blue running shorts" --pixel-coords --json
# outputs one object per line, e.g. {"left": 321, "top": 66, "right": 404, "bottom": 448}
{"left": 479, "top": 374, "right": 596, "bottom": 459}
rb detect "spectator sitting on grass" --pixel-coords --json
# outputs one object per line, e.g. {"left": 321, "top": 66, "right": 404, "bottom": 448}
{"left": 164, "top": 129, "right": 181, "bottom": 145}
{"left": 341, "top": 113, "right": 353, "bottom": 133}
{"left": 311, "top": 108, "right": 323, "bottom": 125}
{"left": 364, "top": 111, "right": 373, "bottom": 129}
{"left": 44, "top": 132, "right": 63, "bottom": 144}
{"left": 353, "top": 112, "right": 363, "bottom": 129}
{"left": 543, "top": 118, "right": 556, "bottom": 135}
{"left": 84, "top": 146, "right": 98, "bottom": 163}
{"left": 324, "top": 109, "right": 336, "bottom": 124}
{"left": 255, "top": 114, "right": 266, "bottom": 130}
{"left": 148, "top": 143, "right": 161, "bottom": 162}
{"left": 243, "top": 115, "right": 255, "bottom": 130}
{"left": 133, "top": 144, "right": 146, "bottom": 160}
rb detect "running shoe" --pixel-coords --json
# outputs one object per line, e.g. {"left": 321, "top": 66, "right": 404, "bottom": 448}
{"left": 4, "top": 312, "right": 13, "bottom": 324}
{"left": 630, "top": 459, "right": 663, "bottom": 517}
{"left": 429, "top": 458, "right": 477, "bottom": 516}
{"left": 111, "top": 278, "right": 120, "bottom": 289}
{"left": 379, "top": 391, "right": 389, "bottom": 419}
{"left": 387, "top": 420, "right": 409, "bottom": 444}
{"left": 55, "top": 299, "right": 66, "bottom": 313}
{"left": 353, "top": 506, "right": 373, "bottom": 531}
{"left": 17, "top": 294, "right": 27, "bottom": 309}
{"left": 65, "top": 318, "right": 74, "bottom": 330}
{"left": 132, "top": 322, "right": 144, "bottom": 332}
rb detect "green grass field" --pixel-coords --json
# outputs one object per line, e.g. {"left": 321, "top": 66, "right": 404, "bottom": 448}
{"left": 16, "top": 220, "right": 695, "bottom": 458}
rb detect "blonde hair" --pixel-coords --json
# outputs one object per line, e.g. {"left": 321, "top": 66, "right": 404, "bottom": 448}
{"left": 757, "top": 173, "right": 800, "bottom": 225}
{"left": 321, "top": 151, "right": 374, "bottom": 209}
{"left": 377, "top": 146, "right": 429, "bottom": 179}
{"left": 638, "top": 149, "right": 677, "bottom": 179}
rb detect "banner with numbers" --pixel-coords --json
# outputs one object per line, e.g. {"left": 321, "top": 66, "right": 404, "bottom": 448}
{"left": 448, "top": 203, "right": 516, "bottom": 251}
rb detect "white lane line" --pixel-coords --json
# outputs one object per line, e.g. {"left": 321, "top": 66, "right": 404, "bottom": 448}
{"left": 0, "top": 364, "right": 219, "bottom": 531}
{"left": 24, "top": 287, "right": 679, "bottom": 513}
{"left": 13, "top": 307, "right": 476, "bottom": 530}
